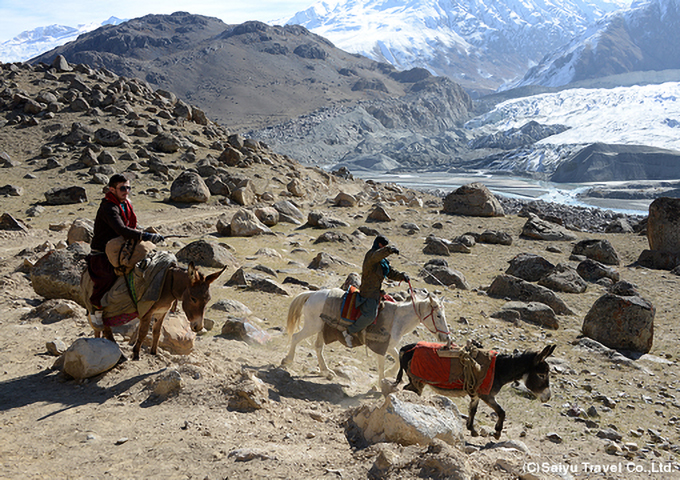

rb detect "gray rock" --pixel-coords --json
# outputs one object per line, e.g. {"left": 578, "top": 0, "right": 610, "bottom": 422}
{"left": 274, "top": 200, "right": 304, "bottom": 221}
{"left": 221, "top": 317, "right": 272, "bottom": 346}
{"left": 478, "top": 229, "right": 512, "bottom": 245}
{"left": 647, "top": 197, "right": 680, "bottom": 254}
{"left": 442, "top": 182, "right": 504, "bottom": 217}
{"left": 538, "top": 263, "right": 588, "bottom": 294}
{"left": 44, "top": 186, "right": 87, "bottom": 205}
{"left": 31, "top": 243, "right": 89, "bottom": 306}
{"left": 176, "top": 239, "right": 238, "bottom": 269}
{"left": 66, "top": 217, "right": 94, "bottom": 245}
{"left": 421, "top": 265, "right": 469, "bottom": 290}
{"left": 491, "top": 301, "right": 558, "bottom": 329}
{"left": 94, "top": 128, "right": 129, "bottom": 147}
{"left": 487, "top": 274, "right": 574, "bottom": 315}
{"left": 230, "top": 209, "right": 272, "bottom": 236}
{"left": 577, "top": 259, "right": 621, "bottom": 283}
{"left": 63, "top": 338, "right": 121, "bottom": 379}
{"left": 170, "top": 171, "right": 210, "bottom": 203}
{"left": 506, "top": 253, "right": 554, "bottom": 282}
{"left": 367, "top": 205, "right": 393, "bottom": 222}
{"left": 0, "top": 213, "right": 28, "bottom": 231}
{"left": 308, "top": 252, "right": 354, "bottom": 269}
{"left": 307, "top": 211, "right": 349, "bottom": 228}
{"left": 582, "top": 293, "right": 655, "bottom": 353}
{"left": 151, "top": 133, "right": 182, "bottom": 153}
{"left": 521, "top": 214, "right": 577, "bottom": 241}
{"left": 572, "top": 239, "right": 620, "bottom": 266}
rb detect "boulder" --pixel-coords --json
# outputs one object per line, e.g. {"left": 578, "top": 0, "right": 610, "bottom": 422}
{"left": 0, "top": 213, "right": 28, "bottom": 231}
{"left": 307, "top": 211, "right": 349, "bottom": 228}
{"left": 421, "top": 265, "right": 469, "bottom": 290}
{"left": 157, "top": 313, "right": 195, "bottom": 355}
{"left": 308, "top": 252, "right": 354, "bottom": 269}
{"left": 478, "top": 230, "right": 512, "bottom": 246}
{"left": 582, "top": 293, "right": 655, "bottom": 353}
{"left": 487, "top": 274, "right": 574, "bottom": 315}
{"left": 521, "top": 214, "right": 577, "bottom": 241}
{"left": 334, "top": 192, "right": 357, "bottom": 207}
{"left": 31, "top": 243, "right": 89, "bottom": 306}
{"left": 423, "top": 235, "right": 451, "bottom": 256}
{"left": 442, "top": 182, "right": 504, "bottom": 217}
{"left": 210, "top": 299, "right": 253, "bottom": 316}
{"left": 647, "top": 197, "right": 680, "bottom": 254}
{"left": 205, "top": 175, "right": 231, "bottom": 196}
{"left": 491, "top": 301, "right": 558, "bottom": 329}
{"left": 274, "top": 200, "right": 305, "bottom": 222}
{"left": 314, "top": 231, "right": 357, "bottom": 244}
{"left": 224, "top": 370, "right": 269, "bottom": 411}
{"left": 44, "top": 186, "right": 87, "bottom": 205}
{"left": 94, "top": 128, "right": 129, "bottom": 147}
{"left": 254, "top": 207, "right": 279, "bottom": 226}
{"left": 287, "top": 178, "right": 305, "bottom": 197}
{"left": 577, "top": 259, "right": 620, "bottom": 283}
{"left": 230, "top": 209, "right": 272, "bottom": 236}
{"left": 538, "top": 264, "right": 588, "bottom": 294}
{"left": 221, "top": 316, "right": 272, "bottom": 345}
{"left": 231, "top": 184, "right": 256, "bottom": 206}
{"left": 176, "top": 239, "right": 238, "bottom": 269}
{"left": 506, "top": 253, "right": 554, "bottom": 282}
{"left": 170, "top": 171, "right": 210, "bottom": 203}
{"left": 152, "top": 369, "right": 183, "bottom": 397}
{"left": 66, "top": 218, "right": 94, "bottom": 245}
{"left": 63, "top": 338, "right": 121, "bottom": 379}
{"left": 367, "top": 206, "right": 393, "bottom": 223}
{"left": 219, "top": 146, "right": 245, "bottom": 166}
{"left": 572, "top": 239, "right": 620, "bottom": 266}
{"left": 351, "top": 394, "right": 465, "bottom": 447}
{"left": 636, "top": 249, "right": 680, "bottom": 270}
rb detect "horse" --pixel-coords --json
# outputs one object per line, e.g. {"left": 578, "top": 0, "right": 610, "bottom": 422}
{"left": 83, "top": 260, "right": 225, "bottom": 360}
{"left": 388, "top": 342, "right": 555, "bottom": 439}
{"left": 280, "top": 288, "right": 450, "bottom": 383}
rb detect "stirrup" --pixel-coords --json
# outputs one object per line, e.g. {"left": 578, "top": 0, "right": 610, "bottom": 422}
{"left": 343, "top": 330, "right": 353, "bottom": 347}
{"left": 91, "top": 310, "right": 104, "bottom": 328}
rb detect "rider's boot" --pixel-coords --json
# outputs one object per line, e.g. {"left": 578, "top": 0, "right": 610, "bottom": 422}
{"left": 343, "top": 330, "right": 353, "bottom": 347}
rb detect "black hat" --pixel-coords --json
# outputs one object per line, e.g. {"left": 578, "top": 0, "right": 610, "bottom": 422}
{"left": 373, "top": 235, "right": 389, "bottom": 249}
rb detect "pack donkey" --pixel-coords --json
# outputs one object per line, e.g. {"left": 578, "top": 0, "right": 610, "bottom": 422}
{"left": 387, "top": 342, "right": 556, "bottom": 439}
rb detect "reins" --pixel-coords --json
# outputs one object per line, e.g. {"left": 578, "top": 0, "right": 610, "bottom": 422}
{"left": 407, "top": 279, "right": 450, "bottom": 337}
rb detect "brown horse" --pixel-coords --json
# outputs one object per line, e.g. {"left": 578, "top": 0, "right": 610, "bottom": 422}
{"left": 388, "top": 342, "right": 555, "bottom": 439}
{"left": 85, "top": 262, "right": 225, "bottom": 360}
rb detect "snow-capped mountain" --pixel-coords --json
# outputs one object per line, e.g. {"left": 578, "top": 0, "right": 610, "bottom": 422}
{"left": 0, "top": 17, "right": 125, "bottom": 63}
{"left": 509, "top": 0, "right": 680, "bottom": 88}
{"left": 282, "top": 0, "right": 632, "bottom": 95}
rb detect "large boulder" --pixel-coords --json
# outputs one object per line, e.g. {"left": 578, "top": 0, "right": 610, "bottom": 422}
{"left": 487, "top": 274, "right": 573, "bottom": 315}
{"left": 538, "top": 264, "right": 588, "bottom": 294}
{"left": 572, "top": 239, "right": 620, "bottom": 266}
{"left": 176, "top": 239, "right": 238, "bottom": 269}
{"left": 157, "top": 313, "right": 196, "bottom": 355}
{"left": 63, "top": 338, "right": 121, "bottom": 379}
{"left": 66, "top": 218, "right": 94, "bottom": 245}
{"left": 44, "top": 186, "right": 87, "bottom": 205}
{"left": 506, "top": 253, "right": 554, "bottom": 282}
{"left": 577, "top": 259, "right": 621, "bottom": 283}
{"left": 582, "top": 292, "right": 655, "bottom": 353}
{"left": 170, "top": 171, "right": 210, "bottom": 203}
{"left": 230, "top": 209, "right": 272, "bottom": 237}
{"left": 351, "top": 394, "right": 465, "bottom": 447}
{"left": 274, "top": 200, "right": 304, "bottom": 224}
{"left": 442, "top": 183, "right": 504, "bottom": 217}
{"left": 31, "top": 243, "right": 89, "bottom": 306}
{"left": 647, "top": 197, "right": 680, "bottom": 254}
{"left": 521, "top": 214, "right": 577, "bottom": 241}
{"left": 491, "top": 301, "right": 558, "bottom": 329}
{"left": 421, "top": 265, "right": 469, "bottom": 290}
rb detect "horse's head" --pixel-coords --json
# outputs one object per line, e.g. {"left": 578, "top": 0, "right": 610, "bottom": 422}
{"left": 182, "top": 262, "right": 226, "bottom": 332}
{"left": 424, "top": 293, "right": 450, "bottom": 343}
{"left": 525, "top": 344, "right": 556, "bottom": 402}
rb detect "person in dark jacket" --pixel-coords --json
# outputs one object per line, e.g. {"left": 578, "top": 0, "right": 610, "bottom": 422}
{"left": 87, "top": 174, "right": 164, "bottom": 326}
{"left": 343, "top": 235, "right": 409, "bottom": 347}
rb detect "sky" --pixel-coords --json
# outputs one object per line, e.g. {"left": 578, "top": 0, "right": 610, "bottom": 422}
{"left": 0, "top": 0, "right": 316, "bottom": 43}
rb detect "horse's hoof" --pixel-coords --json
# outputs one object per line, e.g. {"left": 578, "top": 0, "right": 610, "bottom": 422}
{"left": 470, "top": 430, "right": 479, "bottom": 437}
{"left": 116, "top": 355, "right": 128, "bottom": 366}
{"left": 493, "top": 431, "right": 502, "bottom": 440}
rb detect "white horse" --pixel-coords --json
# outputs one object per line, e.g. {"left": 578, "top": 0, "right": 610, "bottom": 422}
{"left": 280, "top": 288, "right": 450, "bottom": 382}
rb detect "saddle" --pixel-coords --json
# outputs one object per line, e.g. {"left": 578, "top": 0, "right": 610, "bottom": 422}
{"left": 409, "top": 341, "right": 497, "bottom": 396}
{"left": 106, "top": 236, "right": 155, "bottom": 275}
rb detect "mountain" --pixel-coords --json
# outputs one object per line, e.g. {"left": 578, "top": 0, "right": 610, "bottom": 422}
{"left": 0, "top": 17, "right": 125, "bottom": 63}
{"left": 509, "top": 0, "right": 680, "bottom": 88}
{"left": 282, "top": 0, "right": 631, "bottom": 96}
{"left": 31, "top": 12, "right": 471, "bottom": 132}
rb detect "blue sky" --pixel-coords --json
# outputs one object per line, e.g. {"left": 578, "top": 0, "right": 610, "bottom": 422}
{"left": 0, "top": 0, "right": 315, "bottom": 42}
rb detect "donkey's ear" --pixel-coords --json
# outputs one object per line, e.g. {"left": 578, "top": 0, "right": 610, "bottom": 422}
{"left": 205, "top": 265, "right": 227, "bottom": 285}
{"left": 535, "top": 344, "right": 556, "bottom": 364}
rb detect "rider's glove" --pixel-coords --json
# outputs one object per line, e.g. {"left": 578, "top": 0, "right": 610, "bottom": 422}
{"left": 142, "top": 232, "right": 165, "bottom": 244}
{"left": 389, "top": 245, "right": 400, "bottom": 255}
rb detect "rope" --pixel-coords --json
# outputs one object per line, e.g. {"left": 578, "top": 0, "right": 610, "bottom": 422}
{"left": 459, "top": 341, "right": 483, "bottom": 397}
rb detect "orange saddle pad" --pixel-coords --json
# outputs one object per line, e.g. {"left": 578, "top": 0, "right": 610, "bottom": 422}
{"left": 341, "top": 285, "right": 361, "bottom": 322}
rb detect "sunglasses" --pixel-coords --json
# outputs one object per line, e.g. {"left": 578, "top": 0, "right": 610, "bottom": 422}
{"left": 117, "top": 185, "right": 132, "bottom": 192}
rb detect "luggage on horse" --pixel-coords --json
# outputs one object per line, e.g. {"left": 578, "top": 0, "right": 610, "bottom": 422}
{"left": 105, "top": 235, "right": 155, "bottom": 276}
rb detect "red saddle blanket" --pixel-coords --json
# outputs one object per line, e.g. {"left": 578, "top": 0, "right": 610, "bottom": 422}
{"left": 341, "top": 286, "right": 396, "bottom": 323}
{"left": 409, "top": 342, "right": 497, "bottom": 395}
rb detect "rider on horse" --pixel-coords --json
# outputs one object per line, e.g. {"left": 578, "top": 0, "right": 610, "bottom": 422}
{"left": 87, "top": 173, "right": 164, "bottom": 327}
{"left": 343, "top": 235, "right": 409, "bottom": 347}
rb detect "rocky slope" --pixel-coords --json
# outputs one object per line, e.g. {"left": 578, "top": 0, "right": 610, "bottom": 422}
{"left": 1, "top": 59, "right": 680, "bottom": 479}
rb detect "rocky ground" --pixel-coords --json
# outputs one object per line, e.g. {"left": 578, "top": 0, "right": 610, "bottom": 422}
{"left": 1, "top": 61, "right": 680, "bottom": 480}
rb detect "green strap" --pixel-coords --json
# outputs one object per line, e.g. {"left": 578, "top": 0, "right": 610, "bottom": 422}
{"left": 124, "top": 270, "right": 139, "bottom": 309}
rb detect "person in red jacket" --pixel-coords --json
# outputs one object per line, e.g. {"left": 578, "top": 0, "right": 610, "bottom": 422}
{"left": 87, "top": 174, "right": 163, "bottom": 326}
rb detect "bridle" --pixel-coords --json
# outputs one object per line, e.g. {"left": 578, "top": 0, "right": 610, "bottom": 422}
{"left": 407, "top": 280, "right": 450, "bottom": 337}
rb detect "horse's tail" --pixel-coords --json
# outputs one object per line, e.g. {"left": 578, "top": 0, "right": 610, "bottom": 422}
{"left": 286, "top": 291, "right": 315, "bottom": 337}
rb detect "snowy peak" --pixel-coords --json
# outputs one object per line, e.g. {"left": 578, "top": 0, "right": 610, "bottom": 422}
{"left": 0, "top": 17, "right": 125, "bottom": 63}
{"left": 283, "top": 0, "right": 631, "bottom": 93}
{"left": 510, "top": 0, "right": 680, "bottom": 88}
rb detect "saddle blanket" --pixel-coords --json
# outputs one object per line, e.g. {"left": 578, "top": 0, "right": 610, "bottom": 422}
{"left": 82, "top": 251, "right": 177, "bottom": 327}
{"left": 409, "top": 342, "right": 497, "bottom": 395}
{"left": 340, "top": 285, "right": 361, "bottom": 322}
